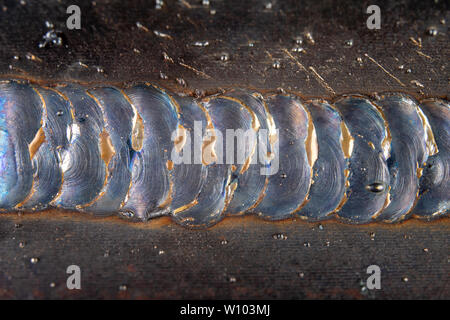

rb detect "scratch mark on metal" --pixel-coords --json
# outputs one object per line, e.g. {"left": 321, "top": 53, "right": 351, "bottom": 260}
{"left": 162, "top": 52, "right": 175, "bottom": 63}
{"left": 7, "top": 66, "right": 28, "bottom": 74}
{"left": 136, "top": 22, "right": 149, "bottom": 32}
{"left": 178, "top": 62, "right": 212, "bottom": 79}
{"left": 282, "top": 48, "right": 308, "bottom": 72}
{"left": 154, "top": 30, "right": 173, "bottom": 40}
{"left": 179, "top": 0, "right": 192, "bottom": 9}
{"left": 409, "top": 37, "right": 422, "bottom": 48}
{"left": 308, "top": 66, "right": 336, "bottom": 95}
{"left": 416, "top": 50, "right": 432, "bottom": 60}
{"left": 26, "top": 53, "right": 43, "bottom": 63}
{"left": 283, "top": 49, "right": 336, "bottom": 94}
{"left": 411, "top": 80, "right": 424, "bottom": 88}
{"left": 364, "top": 53, "right": 406, "bottom": 87}
{"left": 283, "top": 49, "right": 335, "bottom": 94}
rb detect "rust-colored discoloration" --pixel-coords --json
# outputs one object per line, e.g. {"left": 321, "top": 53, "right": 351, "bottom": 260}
{"left": 28, "top": 127, "right": 46, "bottom": 159}
{"left": 119, "top": 89, "right": 144, "bottom": 152}
{"left": 339, "top": 121, "right": 354, "bottom": 159}
{"left": 173, "top": 125, "right": 187, "bottom": 153}
{"left": 1, "top": 209, "right": 448, "bottom": 230}
{"left": 305, "top": 108, "right": 318, "bottom": 169}
{"left": 98, "top": 129, "right": 116, "bottom": 167}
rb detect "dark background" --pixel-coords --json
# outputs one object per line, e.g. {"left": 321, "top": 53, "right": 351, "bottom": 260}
{"left": 0, "top": 0, "right": 448, "bottom": 299}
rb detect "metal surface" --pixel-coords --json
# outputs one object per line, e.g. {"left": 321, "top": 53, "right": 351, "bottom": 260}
{"left": 0, "top": 0, "right": 448, "bottom": 299}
